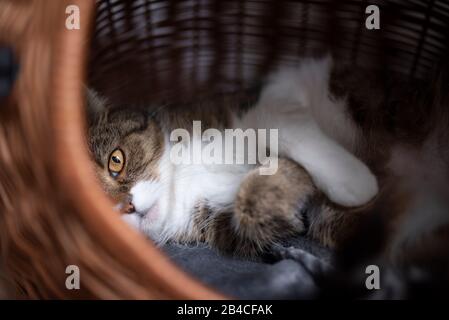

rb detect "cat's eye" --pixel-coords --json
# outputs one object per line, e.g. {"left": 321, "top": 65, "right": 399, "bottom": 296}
{"left": 108, "top": 149, "right": 125, "bottom": 177}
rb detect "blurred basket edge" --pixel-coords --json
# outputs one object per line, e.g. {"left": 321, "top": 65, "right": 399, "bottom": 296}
{"left": 0, "top": 0, "right": 222, "bottom": 299}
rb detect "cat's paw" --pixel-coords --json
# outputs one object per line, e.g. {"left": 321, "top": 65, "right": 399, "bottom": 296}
{"left": 212, "top": 158, "right": 316, "bottom": 257}
{"left": 316, "top": 159, "right": 378, "bottom": 207}
{"left": 121, "top": 213, "right": 142, "bottom": 230}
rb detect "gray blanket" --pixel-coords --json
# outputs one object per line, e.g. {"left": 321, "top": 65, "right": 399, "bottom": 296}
{"left": 163, "top": 238, "right": 333, "bottom": 299}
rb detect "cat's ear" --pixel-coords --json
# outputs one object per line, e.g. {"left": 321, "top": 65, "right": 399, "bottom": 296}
{"left": 85, "top": 87, "right": 108, "bottom": 122}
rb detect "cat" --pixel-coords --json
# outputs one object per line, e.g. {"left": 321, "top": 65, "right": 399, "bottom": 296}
{"left": 87, "top": 57, "right": 380, "bottom": 256}
{"left": 87, "top": 56, "right": 449, "bottom": 262}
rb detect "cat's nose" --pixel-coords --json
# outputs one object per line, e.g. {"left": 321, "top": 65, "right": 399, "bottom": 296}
{"left": 122, "top": 195, "right": 135, "bottom": 214}
{"left": 123, "top": 202, "right": 135, "bottom": 214}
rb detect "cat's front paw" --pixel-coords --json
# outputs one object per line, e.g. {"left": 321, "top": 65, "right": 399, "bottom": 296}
{"left": 317, "top": 160, "right": 378, "bottom": 207}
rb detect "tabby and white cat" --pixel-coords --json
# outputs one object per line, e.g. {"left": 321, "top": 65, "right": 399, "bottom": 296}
{"left": 87, "top": 56, "right": 449, "bottom": 259}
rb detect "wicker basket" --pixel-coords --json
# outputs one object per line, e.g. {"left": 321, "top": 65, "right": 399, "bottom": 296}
{"left": 0, "top": 0, "right": 448, "bottom": 299}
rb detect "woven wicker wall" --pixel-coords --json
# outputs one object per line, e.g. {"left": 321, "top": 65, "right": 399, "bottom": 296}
{"left": 89, "top": 0, "right": 449, "bottom": 106}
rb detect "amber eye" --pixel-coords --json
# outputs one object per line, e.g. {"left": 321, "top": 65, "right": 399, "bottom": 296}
{"left": 108, "top": 149, "right": 125, "bottom": 177}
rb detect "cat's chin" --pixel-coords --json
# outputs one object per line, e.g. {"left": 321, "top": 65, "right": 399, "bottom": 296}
{"left": 143, "top": 203, "right": 159, "bottom": 223}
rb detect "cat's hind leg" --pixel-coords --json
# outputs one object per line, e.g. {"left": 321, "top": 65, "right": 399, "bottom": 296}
{"left": 236, "top": 57, "right": 378, "bottom": 207}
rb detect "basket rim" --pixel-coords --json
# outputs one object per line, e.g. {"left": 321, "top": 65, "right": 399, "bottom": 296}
{"left": 51, "top": 0, "right": 224, "bottom": 299}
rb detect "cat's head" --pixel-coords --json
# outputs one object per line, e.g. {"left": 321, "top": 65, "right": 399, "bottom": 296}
{"left": 86, "top": 89, "right": 164, "bottom": 212}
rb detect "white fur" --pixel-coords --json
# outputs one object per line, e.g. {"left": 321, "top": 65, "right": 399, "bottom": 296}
{"left": 126, "top": 57, "right": 379, "bottom": 241}
{"left": 234, "top": 57, "right": 378, "bottom": 206}
{"left": 122, "top": 213, "right": 142, "bottom": 230}
{"left": 130, "top": 136, "right": 253, "bottom": 243}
